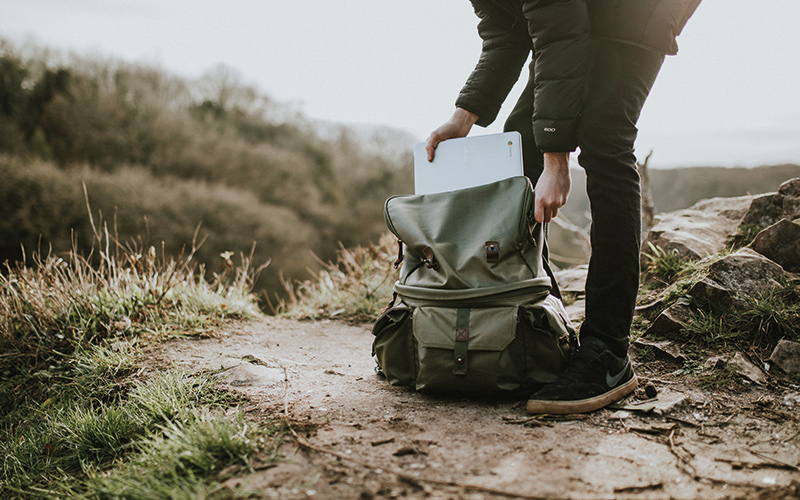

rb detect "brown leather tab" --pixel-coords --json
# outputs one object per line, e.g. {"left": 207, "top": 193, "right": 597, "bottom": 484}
{"left": 422, "top": 246, "right": 438, "bottom": 270}
{"left": 455, "top": 328, "right": 469, "bottom": 342}
{"left": 485, "top": 241, "right": 500, "bottom": 263}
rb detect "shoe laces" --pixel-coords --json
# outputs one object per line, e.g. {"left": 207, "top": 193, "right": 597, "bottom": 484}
{"left": 553, "top": 345, "right": 613, "bottom": 386}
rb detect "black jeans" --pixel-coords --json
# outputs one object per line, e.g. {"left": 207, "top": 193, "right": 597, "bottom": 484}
{"left": 504, "top": 40, "right": 665, "bottom": 357}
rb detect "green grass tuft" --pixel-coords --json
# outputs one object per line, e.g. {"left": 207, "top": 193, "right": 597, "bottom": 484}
{"left": 729, "top": 222, "right": 767, "bottom": 249}
{"left": 0, "top": 223, "right": 270, "bottom": 498}
{"left": 78, "top": 410, "right": 260, "bottom": 500}
{"left": 0, "top": 366, "right": 266, "bottom": 498}
{"left": 735, "top": 281, "right": 800, "bottom": 345}
{"left": 641, "top": 242, "right": 691, "bottom": 284}
{"left": 697, "top": 362, "right": 739, "bottom": 390}
{"left": 0, "top": 230, "right": 262, "bottom": 374}
{"left": 657, "top": 280, "right": 800, "bottom": 356}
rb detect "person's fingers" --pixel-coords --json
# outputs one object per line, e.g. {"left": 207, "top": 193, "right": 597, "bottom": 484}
{"left": 535, "top": 201, "right": 546, "bottom": 223}
{"left": 535, "top": 198, "right": 560, "bottom": 223}
{"left": 425, "top": 135, "right": 440, "bottom": 162}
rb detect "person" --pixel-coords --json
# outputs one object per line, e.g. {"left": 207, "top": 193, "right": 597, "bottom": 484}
{"left": 425, "top": 0, "right": 701, "bottom": 414}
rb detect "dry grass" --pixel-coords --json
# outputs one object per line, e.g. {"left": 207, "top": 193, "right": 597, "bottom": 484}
{"left": 280, "top": 232, "right": 400, "bottom": 323}
{"left": 0, "top": 212, "right": 268, "bottom": 497}
{"left": 0, "top": 211, "right": 262, "bottom": 370}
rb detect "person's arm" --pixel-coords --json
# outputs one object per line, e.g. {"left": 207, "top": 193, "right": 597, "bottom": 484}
{"left": 425, "top": 1, "right": 528, "bottom": 160}
{"left": 524, "top": 1, "right": 589, "bottom": 222}
{"left": 524, "top": 0, "right": 590, "bottom": 153}
{"left": 454, "top": 1, "right": 531, "bottom": 129}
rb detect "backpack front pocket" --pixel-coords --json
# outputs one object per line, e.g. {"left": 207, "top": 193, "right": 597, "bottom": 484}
{"left": 412, "top": 306, "right": 526, "bottom": 395}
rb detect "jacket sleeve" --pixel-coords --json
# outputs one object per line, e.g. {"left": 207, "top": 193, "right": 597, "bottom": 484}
{"left": 455, "top": 0, "right": 531, "bottom": 128}
{"left": 525, "top": 0, "right": 590, "bottom": 152}
{"left": 456, "top": 0, "right": 590, "bottom": 153}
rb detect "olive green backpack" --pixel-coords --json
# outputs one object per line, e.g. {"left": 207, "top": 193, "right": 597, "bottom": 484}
{"left": 371, "top": 176, "right": 576, "bottom": 396}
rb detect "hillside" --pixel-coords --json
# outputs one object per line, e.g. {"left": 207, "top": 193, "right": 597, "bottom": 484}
{"left": 649, "top": 164, "right": 800, "bottom": 212}
{"left": 563, "top": 164, "right": 800, "bottom": 227}
{"left": 0, "top": 39, "right": 412, "bottom": 301}
{"left": 548, "top": 163, "right": 800, "bottom": 263}
{"left": 3, "top": 39, "right": 799, "bottom": 301}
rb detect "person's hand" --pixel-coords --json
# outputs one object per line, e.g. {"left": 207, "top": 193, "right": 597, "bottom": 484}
{"left": 534, "top": 152, "right": 571, "bottom": 223}
{"left": 425, "top": 108, "right": 479, "bottom": 162}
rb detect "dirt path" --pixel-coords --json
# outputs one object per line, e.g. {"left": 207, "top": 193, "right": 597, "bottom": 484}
{"left": 148, "top": 317, "right": 800, "bottom": 500}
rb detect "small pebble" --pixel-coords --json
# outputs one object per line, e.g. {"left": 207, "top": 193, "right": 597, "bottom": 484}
{"left": 645, "top": 384, "right": 658, "bottom": 399}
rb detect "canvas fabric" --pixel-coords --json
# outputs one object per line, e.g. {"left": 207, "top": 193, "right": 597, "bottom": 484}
{"left": 371, "top": 176, "right": 575, "bottom": 395}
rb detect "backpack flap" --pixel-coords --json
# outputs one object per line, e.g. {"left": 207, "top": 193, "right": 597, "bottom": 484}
{"left": 412, "top": 305, "right": 526, "bottom": 394}
{"left": 384, "top": 177, "right": 548, "bottom": 294}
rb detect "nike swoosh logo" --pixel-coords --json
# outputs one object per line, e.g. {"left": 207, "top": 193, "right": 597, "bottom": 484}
{"left": 606, "top": 359, "right": 631, "bottom": 387}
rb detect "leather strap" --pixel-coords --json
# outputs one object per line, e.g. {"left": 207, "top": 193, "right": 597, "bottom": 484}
{"left": 453, "top": 308, "right": 470, "bottom": 376}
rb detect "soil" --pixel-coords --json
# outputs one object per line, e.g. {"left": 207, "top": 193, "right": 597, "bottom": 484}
{"left": 145, "top": 312, "right": 800, "bottom": 500}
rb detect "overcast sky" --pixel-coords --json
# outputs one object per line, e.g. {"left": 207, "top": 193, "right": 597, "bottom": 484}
{"left": 2, "top": 0, "right": 799, "bottom": 168}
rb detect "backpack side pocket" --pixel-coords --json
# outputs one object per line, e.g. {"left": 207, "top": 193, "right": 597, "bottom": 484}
{"left": 519, "top": 295, "right": 574, "bottom": 386}
{"left": 371, "top": 304, "right": 415, "bottom": 386}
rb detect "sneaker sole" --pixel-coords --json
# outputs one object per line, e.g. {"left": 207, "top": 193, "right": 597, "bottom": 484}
{"left": 526, "top": 376, "right": 638, "bottom": 415}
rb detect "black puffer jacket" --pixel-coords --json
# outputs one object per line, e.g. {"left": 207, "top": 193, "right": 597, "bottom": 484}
{"left": 455, "top": 0, "right": 701, "bottom": 152}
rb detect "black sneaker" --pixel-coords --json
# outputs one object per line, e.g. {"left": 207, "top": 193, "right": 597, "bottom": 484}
{"left": 527, "top": 336, "right": 637, "bottom": 414}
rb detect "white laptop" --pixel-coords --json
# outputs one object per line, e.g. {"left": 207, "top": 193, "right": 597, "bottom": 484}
{"left": 413, "top": 131, "right": 524, "bottom": 195}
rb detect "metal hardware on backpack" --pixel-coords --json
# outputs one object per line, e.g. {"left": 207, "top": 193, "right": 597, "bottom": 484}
{"left": 371, "top": 176, "right": 576, "bottom": 396}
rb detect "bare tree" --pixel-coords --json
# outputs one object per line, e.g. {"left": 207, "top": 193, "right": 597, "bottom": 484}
{"left": 638, "top": 150, "right": 656, "bottom": 233}
{"left": 197, "top": 63, "right": 258, "bottom": 112}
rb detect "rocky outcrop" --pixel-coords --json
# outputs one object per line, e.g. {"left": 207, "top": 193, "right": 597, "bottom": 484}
{"left": 740, "top": 177, "right": 800, "bottom": 228}
{"left": 641, "top": 178, "right": 799, "bottom": 375}
{"left": 641, "top": 195, "right": 753, "bottom": 265}
{"left": 697, "top": 248, "right": 786, "bottom": 307}
{"left": 642, "top": 177, "right": 800, "bottom": 268}
{"left": 750, "top": 218, "right": 800, "bottom": 273}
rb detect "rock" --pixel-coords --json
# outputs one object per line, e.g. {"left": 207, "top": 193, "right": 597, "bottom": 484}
{"left": 643, "top": 196, "right": 753, "bottom": 265}
{"left": 649, "top": 391, "right": 689, "bottom": 416}
{"left": 610, "top": 390, "right": 688, "bottom": 416}
{"left": 778, "top": 177, "right": 800, "bottom": 197}
{"left": 704, "top": 248, "right": 785, "bottom": 307}
{"left": 687, "top": 278, "right": 733, "bottom": 311}
{"left": 704, "top": 355, "right": 726, "bottom": 370}
{"left": 553, "top": 264, "right": 587, "bottom": 293}
{"left": 219, "top": 363, "right": 285, "bottom": 387}
{"left": 784, "top": 393, "right": 800, "bottom": 408}
{"left": 705, "top": 353, "right": 768, "bottom": 384}
{"left": 730, "top": 352, "right": 769, "bottom": 384}
{"left": 633, "top": 338, "right": 687, "bottom": 364}
{"left": 741, "top": 193, "right": 785, "bottom": 228}
{"left": 691, "top": 195, "right": 756, "bottom": 221}
{"left": 741, "top": 177, "right": 800, "bottom": 228}
{"left": 783, "top": 197, "right": 800, "bottom": 221}
{"left": 645, "top": 302, "right": 695, "bottom": 337}
{"left": 768, "top": 339, "right": 800, "bottom": 374}
{"left": 750, "top": 219, "right": 800, "bottom": 272}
